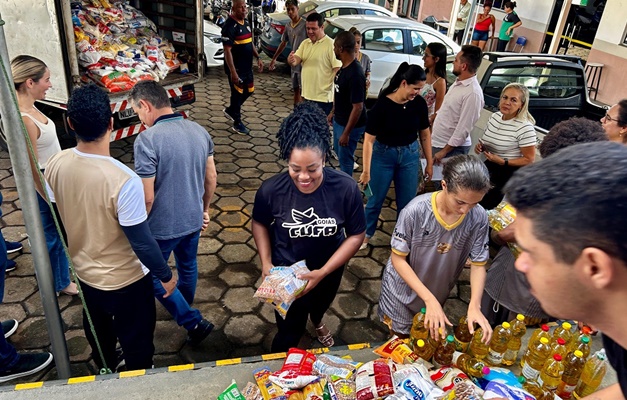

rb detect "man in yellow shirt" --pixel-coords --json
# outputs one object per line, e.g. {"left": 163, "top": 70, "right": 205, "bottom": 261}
{"left": 288, "top": 12, "right": 341, "bottom": 116}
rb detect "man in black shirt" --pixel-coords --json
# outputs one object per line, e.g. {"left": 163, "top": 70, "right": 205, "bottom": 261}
{"left": 330, "top": 31, "right": 366, "bottom": 176}
{"left": 505, "top": 141, "right": 627, "bottom": 399}
{"left": 222, "top": 0, "right": 264, "bottom": 135}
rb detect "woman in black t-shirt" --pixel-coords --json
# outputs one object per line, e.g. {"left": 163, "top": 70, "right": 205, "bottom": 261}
{"left": 358, "top": 63, "right": 433, "bottom": 250}
{"left": 252, "top": 102, "right": 366, "bottom": 352}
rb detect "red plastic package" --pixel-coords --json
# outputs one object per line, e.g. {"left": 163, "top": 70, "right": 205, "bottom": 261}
{"left": 278, "top": 348, "right": 316, "bottom": 376}
{"left": 355, "top": 359, "right": 395, "bottom": 400}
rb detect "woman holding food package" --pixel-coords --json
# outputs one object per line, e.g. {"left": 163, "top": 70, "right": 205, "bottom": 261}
{"left": 12, "top": 55, "right": 77, "bottom": 296}
{"left": 378, "top": 155, "right": 493, "bottom": 343}
{"left": 475, "top": 82, "right": 536, "bottom": 210}
{"left": 252, "top": 102, "right": 366, "bottom": 351}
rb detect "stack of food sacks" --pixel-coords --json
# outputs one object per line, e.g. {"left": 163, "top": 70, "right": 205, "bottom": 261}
{"left": 71, "top": 0, "right": 182, "bottom": 92}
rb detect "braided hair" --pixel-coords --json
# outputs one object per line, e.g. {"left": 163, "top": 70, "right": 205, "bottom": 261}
{"left": 277, "top": 102, "right": 333, "bottom": 161}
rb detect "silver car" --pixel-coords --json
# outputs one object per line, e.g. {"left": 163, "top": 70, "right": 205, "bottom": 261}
{"left": 324, "top": 15, "right": 461, "bottom": 98}
{"left": 260, "top": 0, "right": 396, "bottom": 62}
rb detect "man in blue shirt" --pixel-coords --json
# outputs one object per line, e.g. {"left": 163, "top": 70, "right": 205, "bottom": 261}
{"left": 130, "top": 81, "right": 217, "bottom": 346}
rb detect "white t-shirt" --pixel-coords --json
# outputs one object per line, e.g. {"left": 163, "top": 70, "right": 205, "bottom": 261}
{"left": 479, "top": 112, "right": 537, "bottom": 158}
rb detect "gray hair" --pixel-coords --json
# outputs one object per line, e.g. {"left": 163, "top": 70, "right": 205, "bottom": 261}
{"left": 443, "top": 155, "right": 491, "bottom": 194}
{"left": 128, "top": 80, "right": 170, "bottom": 109}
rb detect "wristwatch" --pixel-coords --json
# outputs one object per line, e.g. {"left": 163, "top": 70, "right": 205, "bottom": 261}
{"left": 503, "top": 158, "right": 509, "bottom": 166}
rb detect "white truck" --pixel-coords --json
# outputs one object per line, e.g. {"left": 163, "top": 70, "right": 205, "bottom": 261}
{"left": 1, "top": 0, "right": 206, "bottom": 147}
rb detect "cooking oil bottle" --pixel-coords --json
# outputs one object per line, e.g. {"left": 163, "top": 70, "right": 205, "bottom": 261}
{"left": 570, "top": 336, "right": 591, "bottom": 361}
{"left": 486, "top": 322, "right": 512, "bottom": 366}
{"left": 553, "top": 322, "right": 574, "bottom": 348}
{"left": 409, "top": 308, "right": 428, "bottom": 350}
{"left": 569, "top": 326, "right": 592, "bottom": 353}
{"left": 551, "top": 337, "right": 569, "bottom": 358}
{"left": 502, "top": 314, "right": 526, "bottom": 366}
{"left": 454, "top": 315, "right": 474, "bottom": 352}
{"left": 520, "top": 376, "right": 553, "bottom": 400}
{"left": 521, "top": 337, "right": 552, "bottom": 380}
{"left": 573, "top": 349, "right": 607, "bottom": 399}
{"left": 557, "top": 350, "right": 585, "bottom": 399}
{"left": 523, "top": 324, "right": 551, "bottom": 365}
{"left": 432, "top": 335, "right": 456, "bottom": 368}
{"left": 452, "top": 351, "right": 490, "bottom": 378}
{"left": 539, "top": 354, "right": 565, "bottom": 392}
{"left": 414, "top": 338, "right": 436, "bottom": 362}
{"left": 469, "top": 327, "right": 489, "bottom": 360}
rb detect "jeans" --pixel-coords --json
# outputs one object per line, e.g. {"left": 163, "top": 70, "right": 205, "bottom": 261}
{"left": 83, "top": 274, "right": 156, "bottom": 371}
{"left": 365, "top": 141, "right": 420, "bottom": 238}
{"left": 0, "top": 191, "right": 19, "bottom": 371}
{"left": 226, "top": 70, "right": 254, "bottom": 125}
{"left": 152, "top": 231, "right": 202, "bottom": 331}
{"left": 37, "top": 193, "right": 70, "bottom": 292}
{"left": 305, "top": 100, "right": 333, "bottom": 116}
{"left": 332, "top": 120, "right": 365, "bottom": 176}
{"left": 497, "top": 39, "right": 509, "bottom": 52}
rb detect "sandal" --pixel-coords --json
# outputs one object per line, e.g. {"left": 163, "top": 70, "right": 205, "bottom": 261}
{"left": 315, "top": 324, "right": 335, "bottom": 347}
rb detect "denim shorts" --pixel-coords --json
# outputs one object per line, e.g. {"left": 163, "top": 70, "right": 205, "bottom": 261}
{"left": 472, "top": 29, "right": 489, "bottom": 41}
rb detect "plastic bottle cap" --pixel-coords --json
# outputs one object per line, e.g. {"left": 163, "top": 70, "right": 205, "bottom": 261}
{"left": 421, "top": 307, "right": 426, "bottom": 313}
{"left": 582, "top": 325, "right": 592, "bottom": 334}
{"left": 540, "top": 337, "right": 549, "bottom": 344}
{"left": 581, "top": 336, "right": 590, "bottom": 344}
{"left": 518, "top": 376, "right": 526, "bottom": 383}
{"left": 502, "top": 322, "right": 511, "bottom": 329}
{"left": 574, "top": 350, "right": 583, "bottom": 358}
{"left": 417, "top": 339, "right": 425, "bottom": 348}
{"left": 482, "top": 366, "right": 491, "bottom": 375}
{"left": 516, "top": 314, "right": 525, "bottom": 321}
{"left": 446, "top": 335, "right": 454, "bottom": 342}
{"left": 554, "top": 354, "right": 562, "bottom": 361}
{"left": 557, "top": 338, "right": 566, "bottom": 345}
{"left": 541, "top": 324, "right": 550, "bottom": 332}
{"left": 563, "top": 322, "right": 572, "bottom": 330}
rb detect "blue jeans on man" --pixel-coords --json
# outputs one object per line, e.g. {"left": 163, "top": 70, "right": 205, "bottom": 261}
{"left": 365, "top": 141, "right": 421, "bottom": 238}
{"left": 151, "top": 230, "right": 202, "bottom": 331}
{"left": 332, "top": 120, "right": 366, "bottom": 176}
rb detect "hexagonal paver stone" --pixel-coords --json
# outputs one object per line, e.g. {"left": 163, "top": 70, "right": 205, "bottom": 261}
{"left": 0, "top": 303, "right": 26, "bottom": 322}
{"left": 218, "top": 263, "right": 259, "bottom": 287}
{"left": 369, "top": 232, "right": 392, "bottom": 247}
{"left": 347, "top": 257, "right": 383, "bottom": 279}
{"left": 222, "top": 287, "right": 260, "bottom": 313}
{"left": 12, "top": 317, "right": 51, "bottom": 349}
{"left": 3, "top": 276, "right": 38, "bottom": 302}
{"left": 220, "top": 227, "right": 252, "bottom": 244}
{"left": 65, "top": 330, "right": 92, "bottom": 362}
{"left": 197, "top": 237, "right": 223, "bottom": 255}
{"left": 61, "top": 304, "right": 84, "bottom": 329}
{"left": 196, "top": 302, "right": 230, "bottom": 330}
{"left": 218, "top": 243, "right": 256, "bottom": 264}
{"left": 443, "top": 299, "right": 468, "bottom": 325}
{"left": 339, "top": 320, "right": 388, "bottom": 345}
{"left": 195, "top": 277, "right": 228, "bottom": 302}
{"left": 215, "top": 209, "right": 250, "bottom": 228}
{"left": 235, "top": 158, "right": 260, "bottom": 168}
{"left": 197, "top": 254, "right": 223, "bottom": 277}
{"left": 217, "top": 174, "right": 240, "bottom": 185}
{"left": 218, "top": 185, "right": 245, "bottom": 197}
{"left": 330, "top": 293, "right": 370, "bottom": 320}
{"left": 215, "top": 197, "right": 246, "bottom": 211}
{"left": 379, "top": 207, "right": 398, "bottom": 222}
{"left": 459, "top": 284, "right": 471, "bottom": 303}
{"left": 154, "top": 320, "right": 188, "bottom": 354}
{"left": 223, "top": 314, "right": 267, "bottom": 345}
{"left": 337, "top": 270, "right": 359, "bottom": 293}
{"left": 357, "top": 279, "right": 381, "bottom": 303}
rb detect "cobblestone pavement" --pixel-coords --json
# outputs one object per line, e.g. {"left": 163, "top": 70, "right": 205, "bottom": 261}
{"left": 0, "top": 61, "right": 474, "bottom": 384}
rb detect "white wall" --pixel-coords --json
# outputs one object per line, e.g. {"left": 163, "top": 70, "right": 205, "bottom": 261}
{"left": 595, "top": 0, "right": 627, "bottom": 44}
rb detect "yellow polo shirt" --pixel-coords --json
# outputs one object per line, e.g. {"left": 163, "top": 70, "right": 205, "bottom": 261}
{"left": 295, "top": 35, "right": 342, "bottom": 103}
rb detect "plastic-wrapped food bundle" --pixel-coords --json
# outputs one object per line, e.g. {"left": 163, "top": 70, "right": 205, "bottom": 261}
{"left": 313, "top": 354, "right": 361, "bottom": 380}
{"left": 487, "top": 201, "right": 521, "bottom": 258}
{"left": 254, "top": 261, "right": 311, "bottom": 319}
{"left": 355, "top": 359, "right": 396, "bottom": 400}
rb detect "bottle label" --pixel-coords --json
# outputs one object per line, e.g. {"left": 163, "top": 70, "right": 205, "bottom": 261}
{"left": 521, "top": 360, "right": 540, "bottom": 380}
{"left": 454, "top": 337, "right": 470, "bottom": 352}
{"left": 503, "top": 348, "right": 518, "bottom": 362}
{"left": 538, "top": 376, "right": 558, "bottom": 391}
{"left": 558, "top": 383, "right": 576, "bottom": 398}
{"left": 486, "top": 349, "right": 504, "bottom": 365}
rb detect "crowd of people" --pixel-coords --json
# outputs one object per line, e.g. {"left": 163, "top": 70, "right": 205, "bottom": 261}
{"left": 0, "top": 1, "right": 626, "bottom": 396}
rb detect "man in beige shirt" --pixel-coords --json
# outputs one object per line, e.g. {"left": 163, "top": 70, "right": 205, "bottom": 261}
{"left": 288, "top": 12, "right": 341, "bottom": 116}
{"left": 46, "top": 85, "right": 176, "bottom": 372}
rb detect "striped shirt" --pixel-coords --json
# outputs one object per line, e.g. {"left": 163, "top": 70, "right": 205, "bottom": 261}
{"left": 479, "top": 112, "right": 536, "bottom": 158}
{"left": 378, "top": 192, "right": 490, "bottom": 334}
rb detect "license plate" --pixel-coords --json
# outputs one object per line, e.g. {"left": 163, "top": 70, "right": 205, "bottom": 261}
{"left": 119, "top": 108, "right": 136, "bottom": 120}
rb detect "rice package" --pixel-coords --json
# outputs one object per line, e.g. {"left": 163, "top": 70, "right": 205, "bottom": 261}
{"left": 254, "top": 261, "right": 310, "bottom": 319}
{"left": 393, "top": 364, "right": 432, "bottom": 387}
{"left": 313, "top": 354, "right": 361, "bottom": 380}
{"left": 394, "top": 372, "right": 445, "bottom": 400}
{"left": 430, "top": 367, "right": 482, "bottom": 394}
{"left": 355, "top": 359, "right": 395, "bottom": 400}
{"left": 331, "top": 379, "right": 356, "bottom": 400}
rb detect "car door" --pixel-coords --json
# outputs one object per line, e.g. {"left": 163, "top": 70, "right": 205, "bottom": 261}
{"left": 408, "top": 29, "right": 457, "bottom": 68}
{"left": 318, "top": 7, "right": 358, "bottom": 18}
{"left": 361, "top": 27, "right": 409, "bottom": 97}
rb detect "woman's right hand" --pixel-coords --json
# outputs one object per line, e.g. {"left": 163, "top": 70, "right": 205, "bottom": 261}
{"left": 424, "top": 298, "right": 453, "bottom": 340}
{"left": 475, "top": 142, "right": 484, "bottom": 154}
{"left": 358, "top": 171, "right": 370, "bottom": 186}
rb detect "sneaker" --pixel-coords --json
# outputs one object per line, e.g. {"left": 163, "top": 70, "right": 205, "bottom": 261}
{"left": 187, "top": 319, "right": 214, "bottom": 345}
{"left": 230, "top": 122, "right": 250, "bottom": 135}
{"left": 5, "top": 259, "right": 16, "bottom": 273}
{"left": 223, "top": 108, "right": 235, "bottom": 122}
{"left": 0, "top": 352, "right": 53, "bottom": 383}
{"left": 5, "top": 241, "right": 23, "bottom": 254}
{"left": 2, "top": 319, "right": 18, "bottom": 338}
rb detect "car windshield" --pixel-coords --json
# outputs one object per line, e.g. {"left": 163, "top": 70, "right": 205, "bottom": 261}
{"left": 484, "top": 66, "right": 582, "bottom": 99}
{"left": 299, "top": 1, "right": 318, "bottom": 16}
{"left": 324, "top": 22, "right": 344, "bottom": 38}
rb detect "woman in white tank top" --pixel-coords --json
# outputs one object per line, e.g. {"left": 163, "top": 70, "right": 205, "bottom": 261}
{"left": 419, "top": 43, "right": 448, "bottom": 127}
{"left": 12, "top": 55, "right": 77, "bottom": 295}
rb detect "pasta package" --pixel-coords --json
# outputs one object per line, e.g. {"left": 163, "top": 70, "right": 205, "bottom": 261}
{"left": 374, "top": 337, "right": 420, "bottom": 364}
{"left": 254, "top": 367, "right": 287, "bottom": 400}
{"left": 242, "top": 382, "right": 264, "bottom": 400}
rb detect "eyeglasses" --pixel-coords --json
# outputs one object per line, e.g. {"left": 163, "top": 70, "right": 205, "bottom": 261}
{"left": 604, "top": 113, "right": 617, "bottom": 123}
